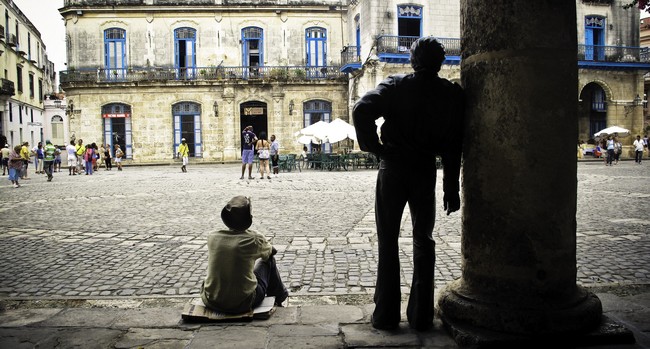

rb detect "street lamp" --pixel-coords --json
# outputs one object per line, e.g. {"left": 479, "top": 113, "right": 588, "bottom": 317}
{"left": 634, "top": 94, "right": 643, "bottom": 106}
{"left": 289, "top": 100, "right": 294, "bottom": 115}
{"left": 213, "top": 101, "right": 219, "bottom": 117}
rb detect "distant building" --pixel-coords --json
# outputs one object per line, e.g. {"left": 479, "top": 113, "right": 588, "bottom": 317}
{"left": 58, "top": 0, "right": 648, "bottom": 163}
{"left": 0, "top": 0, "right": 56, "bottom": 149}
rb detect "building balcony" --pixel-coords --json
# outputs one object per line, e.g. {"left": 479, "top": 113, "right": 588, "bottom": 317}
{"left": 340, "top": 45, "right": 362, "bottom": 73}
{"left": 59, "top": 65, "right": 347, "bottom": 86}
{"left": 375, "top": 35, "right": 461, "bottom": 66}
{"left": 0, "top": 79, "right": 15, "bottom": 97}
{"left": 578, "top": 45, "right": 650, "bottom": 69}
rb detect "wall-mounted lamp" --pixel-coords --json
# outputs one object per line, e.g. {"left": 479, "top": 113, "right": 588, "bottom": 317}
{"left": 76, "top": 10, "right": 83, "bottom": 16}
{"left": 634, "top": 94, "right": 643, "bottom": 106}
{"left": 66, "top": 101, "right": 74, "bottom": 118}
{"left": 213, "top": 101, "right": 219, "bottom": 117}
{"left": 289, "top": 100, "right": 294, "bottom": 115}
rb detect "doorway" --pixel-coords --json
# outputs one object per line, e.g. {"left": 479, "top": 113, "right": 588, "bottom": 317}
{"left": 239, "top": 101, "right": 268, "bottom": 151}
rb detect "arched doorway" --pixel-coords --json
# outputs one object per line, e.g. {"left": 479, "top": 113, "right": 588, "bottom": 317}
{"left": 51, "top": 115, "right": 64, "bottom": 146}
{"left": 304, "top": 99, "right": 332, "bottom": 153}
{"left": 239, "top": 101, "right": 268, "bottom": 151}
{"left": 579, "top": 82, "right": 607, "bottom": 142}
{"left": 102, "top": 103, "right": 132, "bottom": 158}
{"left": 172, "top": 102, "right": 202, "bottom": 157}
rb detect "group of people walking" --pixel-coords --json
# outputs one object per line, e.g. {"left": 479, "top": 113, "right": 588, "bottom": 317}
{"left": 1, "top": 139, "right": 125, "bottom": 188}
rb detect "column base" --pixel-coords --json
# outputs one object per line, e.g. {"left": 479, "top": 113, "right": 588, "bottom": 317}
{"left": 437, "top": 280, "right": 604, "bottom": 345}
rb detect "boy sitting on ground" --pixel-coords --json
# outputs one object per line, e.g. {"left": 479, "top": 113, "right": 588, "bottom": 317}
{"left": 200, "top": 196, "right": 288, "bottom": 314}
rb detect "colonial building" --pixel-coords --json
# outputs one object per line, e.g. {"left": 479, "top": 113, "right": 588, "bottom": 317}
{"left": 58, "top": 0, "right": 648, "bottom": 163}
{"left": 0, "top": 0, "right": 56, "bottom": 149}
{"left": 59, "top": 0, "right": 349, "bottom": 162}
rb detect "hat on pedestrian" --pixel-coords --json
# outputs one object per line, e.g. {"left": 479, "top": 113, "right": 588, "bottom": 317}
{"left": 181, "top": 138, "right": 186, "bottom": 142}
{"left": 221, "top": 196, "right": 253, "bottom": 231}
{"left": 45, "top": 139, "right": 52, "bottom": 144}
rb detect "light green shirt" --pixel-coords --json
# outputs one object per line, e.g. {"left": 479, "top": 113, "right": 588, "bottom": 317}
{"left": 200, "top": 229, "right": 272, "bottom": 313}
{"left": 44, "top": 144, "right": 57, "bottom": 161}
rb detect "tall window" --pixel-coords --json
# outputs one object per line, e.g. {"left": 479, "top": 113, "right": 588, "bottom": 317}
{"left": 102, "top": 103, "right": 133, "bottom": 159}
{"left": 28, "top": 74, "right": 34, "bottom": 98}
{"left": 397, "top": 4, "right": 422, "bottom": 50}
{"left": 242, "top": 27, "right": 263, "bottom": 78}
{"left": 27, "top": 33, "right": 31, "bottom": 60}
{"left": 585, "top": 16, "right": 605, "bottom": 61}
{"left": 104, "top": 28, "right": 127, "bottom": 80}
{"left": 51, "top": 115, "right": 64, "bottom": 145}
{"left": 174, "top": 28, "right": 196, "bottom": 79}
{"left": 306, "top": 27, "right": 327, "bottom": 77}
{"left": 173, "top": 102, "right": 202, "bottom": 157}
{"left": 304, "top": 100, "right": 332, "bottom": 153}
{"left": 16, "top": 66, "right": 22, "bottom": 92}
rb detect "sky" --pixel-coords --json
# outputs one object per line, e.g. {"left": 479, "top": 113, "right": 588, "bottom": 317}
{"left": 12, "top": 0, "right": 66, "bottom": 74}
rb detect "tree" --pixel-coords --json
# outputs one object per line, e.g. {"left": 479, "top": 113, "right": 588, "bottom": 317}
{"left": 623, "top": 0, "right": 649, "bottom": 11}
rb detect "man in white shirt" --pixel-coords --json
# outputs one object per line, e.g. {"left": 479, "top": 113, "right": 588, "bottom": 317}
{"left": 633, "top": 135, "right": 645, "bottom": 164}
{"left": 66, "top": 140, "right": 78, "bottom": 175}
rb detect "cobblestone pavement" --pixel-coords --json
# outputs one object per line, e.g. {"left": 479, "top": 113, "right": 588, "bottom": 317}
{"left": 0, "top": 161, "right": 648, "bottom": 299}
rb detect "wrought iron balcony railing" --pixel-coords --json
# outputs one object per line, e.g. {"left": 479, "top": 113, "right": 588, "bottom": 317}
{"left": 376, "top": 36, "right": 461, "bottom": 57}
{"left": 60, "top": 65, "right": 346, "bottom": 84}
{"left": 341, "top": 45, "right": 361, "bottom": 66}
{"left": 578, "top": 44, "right": 650, "bottom": 63}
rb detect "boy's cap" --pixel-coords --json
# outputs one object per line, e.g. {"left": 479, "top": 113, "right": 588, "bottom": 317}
{"left": 221, "top": 196, "right": 252, "bottom": 231}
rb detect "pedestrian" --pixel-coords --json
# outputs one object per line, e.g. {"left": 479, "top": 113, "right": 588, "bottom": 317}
{"left": 103, "top": 144, "right": 112, "bottom": 170}
{"left": 353, "top": 36, "right": 464, "bottom": 331}
{"left": 644, "top": 134, "right": 649, "bottom": 157}
{"left": 240, "top": 125, "right": 257, "bottom": 180}
{"left": 200, "top": 196, "right": 289, "bottom": 313}
{"left": 633, "top": 135, "right": 644, "bottom": 164}
{"left": 84, "top": 143, "right": 95, "bottom": 175}
{"left": 20, "top": 142, "right": 31, "bottom": 180}
{"left": 66, "top": 140, "right": 77, "bottom": 175}
{"left": 270, "top": 134, "right": 280, "bottom": 176}
{"left": 614, "top": 136, "right": 622, "bottom": 165}
{"left": 114, "top": 144, "right": 124, "bottom": 171}
{"left": 8, "top": 145, "right": 23, "bottom": 188}
{"left": 1, "top": 144, "right": 9, "bottom": 176}
{"left": 92, "top": 143, "right": 100, "bottom": 171}
{"left": 606, "top": 136, "right": 615, "bottom": 166}
{"left": 178, "top": 138, "right": 189, "bottom": 173}
{"left": 256, "top": 132, "right": 271, "bottom": 180}
{"left": 54, "top": 146, "right": 62, "bottom": 172}
{"left": 33, "top": 142, "right": 44, "bottom": 174}
{"left": 75, "top": 139, "right": 86, "bottom": 174}
{"left": 43, "top": 140, "right": 57, "bottom": 182}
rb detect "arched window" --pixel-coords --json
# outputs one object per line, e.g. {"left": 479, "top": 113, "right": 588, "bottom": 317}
{"left": 175, "top": 28, "right": 197, "bottom": 79}
{"left": 397, "top": 4, "right": 422, "bottom": 50}
{"left": 306, "top": 27, "right": 327, "bottom": 78}
{"left": 584, "top": 16, "right": 606, "bottom": 61}
{"left": 104, "top": 28, "right": 126, "bottom": 80}
{"left": 173, "top": 102, "right": 202, "bottom": 157}
{"left": 304, "top": 100, "right": 332, "bottom": 153}
{"left": 51, "top": 115, "right": 64, "bottom": 145}
{"left": 102, "top": 103, "right": 132, "bottom": 158}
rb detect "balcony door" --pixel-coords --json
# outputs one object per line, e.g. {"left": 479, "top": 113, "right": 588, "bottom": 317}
{"left": 397, "top": 4, "right": 422, "bottom": 51}
{"left": 585, "top": 16, "right": 605, "bottom": 61}
{"left": 242, "top": 27, "right": 263, "bottom": 78}
{"left": 104, "top": 28, "right": 126, "bottom": 80}
{"left": 306, "top": 27, "right": 327, "bottom": 77}
{"left": 175, "top": 28, "right": 196, "bottom": 79}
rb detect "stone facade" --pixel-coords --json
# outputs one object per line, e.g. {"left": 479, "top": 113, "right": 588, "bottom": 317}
{"left": 0, "top": 0, "right": 56, "bottom": 148}
{"left": 60, "top": 0, "right": 348, "bottom": 162}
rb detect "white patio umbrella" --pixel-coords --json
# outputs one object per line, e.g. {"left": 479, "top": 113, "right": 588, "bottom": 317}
{"left": 593, "top": 126, "right": 630, "bottom": 137}
{"left": 296, "top": 135, "right": 319, "bottom": 145}
{"left": 326, "top": 119, "right": 357, "bottom": 143}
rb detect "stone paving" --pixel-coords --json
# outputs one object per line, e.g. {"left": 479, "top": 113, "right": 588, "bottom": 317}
{"left": 0, "top": 160, "right": 648, "bottom": 300}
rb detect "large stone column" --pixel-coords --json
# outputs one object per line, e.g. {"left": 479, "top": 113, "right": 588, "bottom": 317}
{"left": 437, "top": 1, "right": 602, "bottom": 344}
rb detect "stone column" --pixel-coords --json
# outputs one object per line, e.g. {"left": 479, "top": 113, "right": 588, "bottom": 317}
{"left": 437, "top": 1, "right": 603, "bottom": 343}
